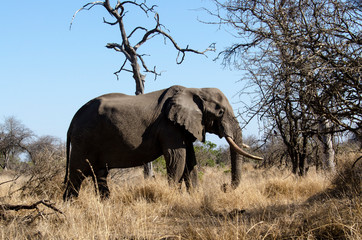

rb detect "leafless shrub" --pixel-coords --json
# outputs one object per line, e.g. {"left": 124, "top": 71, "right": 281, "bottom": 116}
{"left": 16, "top": 145, "right": 65, "bottom": 199}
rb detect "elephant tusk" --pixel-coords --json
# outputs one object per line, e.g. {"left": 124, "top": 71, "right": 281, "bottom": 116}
{"left": 225, "top": 136, "right": 263, "bottom": 161}
{"left": 242, "top": 143, "right": 250, "bottom": 149}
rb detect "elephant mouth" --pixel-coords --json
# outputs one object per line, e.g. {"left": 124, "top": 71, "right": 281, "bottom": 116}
{"left": 225, "top": 136, "right": 263, "bottom": 161}
{"left": 205, "top": 120, "right": 224, "bottom": 138}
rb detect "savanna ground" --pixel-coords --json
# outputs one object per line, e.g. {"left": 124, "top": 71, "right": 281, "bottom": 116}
{"left": 0, "top": 151, "right": 360, "bottom": 239}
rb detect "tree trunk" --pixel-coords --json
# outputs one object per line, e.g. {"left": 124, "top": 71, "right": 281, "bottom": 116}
{"left": 291, "top": 154, "right": 298, "bottom": 175}
{"left": 298, "top": 155, "right": 306, "bottom": 176}
{"left": 319, "top": 119, "right": 336, "bottom": 172}
{"left": 132, "top": 66, "right": 154, "bottom": 179}
{"left": 3, "top": 153, "right": 10, "bottom": 170}
{"left": 132, "top": 60, "right": 145, "bottom": 95}
{"left": 143, "top": 161, "right": 154, "bottom": 179}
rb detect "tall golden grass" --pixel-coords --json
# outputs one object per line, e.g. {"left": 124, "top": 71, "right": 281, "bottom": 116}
{"left": 0, "top": 153, "right": 360, "bottom": 239}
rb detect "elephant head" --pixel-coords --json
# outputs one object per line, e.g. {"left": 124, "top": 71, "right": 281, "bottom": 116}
{"left": 166, "top": 87, "right": 263, "bottom": 189}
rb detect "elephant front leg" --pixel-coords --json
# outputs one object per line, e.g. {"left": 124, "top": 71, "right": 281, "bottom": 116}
{"left": 163, "top": 148, "right": 186, "bottom": 187}
{"left": 182, "top": 141, "right": 198, "bottom": 191}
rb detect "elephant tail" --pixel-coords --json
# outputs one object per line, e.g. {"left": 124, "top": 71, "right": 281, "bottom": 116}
{"left": 64, "top": 127, "right": 71, "bottom": 184}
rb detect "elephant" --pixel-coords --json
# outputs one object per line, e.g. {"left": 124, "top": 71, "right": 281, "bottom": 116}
{"left": 63, "top": 85, "right": 262, "bottom": 200}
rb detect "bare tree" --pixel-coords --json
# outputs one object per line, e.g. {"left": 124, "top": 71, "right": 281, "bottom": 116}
{"left": 72, "top": 1, "right": 214, "bottom": 178}
{"left": 0, "top": 117, "right": 33, "bottom": 170}
{"left": 26, "top": 135, "right": 64, "bottom": 165}
{"left": 209, "top": 0, "right": 361, "bottom": 175}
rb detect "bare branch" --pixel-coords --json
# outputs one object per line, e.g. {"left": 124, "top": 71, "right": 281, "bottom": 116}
{"left": 70, "top": 1, "right": 104, "bottom": 30}
{"left": 105, "top": 42, "right": 122, "bottom": 52}
{"left": 134, "top": 12, "right": 215, "bottom": 64}
{"left": 136, "top": 26, "right": 215, "bottom": 64}
{"left": 133, "top": 12, "right": 161, "bottom": 49}
{"left": 137, "top": 54, "right": 163, "bottom": 80}
{"left": 103, "top": 17, "right": 118, "bottom": 26}
{"left": 0, "top": 200, "right": 63, "bottom": 215}
{"left": 128, "top": 26, "right": 148, "bottom": 39}
{"left": 111, "top": 0, "right": 157, "bottom": 18}
{"left": 106, "top": 42, "right": 132, "bottom": 60}
{"left": 0, "top": 174, "right": 21, "bottom": 186}
{"left": 118, "top": 1, "right": 158, "bottom": 16}
{"left": 114, "top": 59, "right": 133, "bottom": 80}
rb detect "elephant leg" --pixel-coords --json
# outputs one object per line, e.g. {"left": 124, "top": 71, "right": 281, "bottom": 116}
{"left": 63, "top": 149, "right": 91, "bottom": 201}
{"left": 63, "top": 168, "right": 85, "bottom": 201}
{"left": 94, "top": 169, "right": 110, "bottom": 199}
{"left": 182, "top": 141, "right": 198, "bottom": 191}
{"left": 163, "top": 147, "right": 186, "bottom": 187}
{"left": 160, "top": 123, "right": 187, "bottom": 187}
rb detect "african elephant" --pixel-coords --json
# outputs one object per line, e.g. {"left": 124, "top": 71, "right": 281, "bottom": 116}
{"left": 63, "top": 85, "right": 262, "bottom": 200}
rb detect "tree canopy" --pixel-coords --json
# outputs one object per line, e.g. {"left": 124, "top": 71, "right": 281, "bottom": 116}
{"left": 210, "top": 0, "right": 361, "bottom": 174}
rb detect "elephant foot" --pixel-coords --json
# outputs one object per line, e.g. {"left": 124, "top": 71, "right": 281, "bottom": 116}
{"left": 96, "top": 178, "right": 110, "bottom": 200}
{"left": 221, "top": 183, "right": 233, "bottom": 193}
{"left": 99, "top": 187, "right": 110, "bottom": 200}
{"left": 63, "top": 186, "right": 80, "bottom": 201}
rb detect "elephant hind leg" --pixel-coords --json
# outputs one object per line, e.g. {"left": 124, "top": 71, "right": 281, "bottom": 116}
{"left": 93, "top": 169, "right": 110, "bottom": 199}
{"left": 63, "top": 169, "right": 85, "bottom": 201}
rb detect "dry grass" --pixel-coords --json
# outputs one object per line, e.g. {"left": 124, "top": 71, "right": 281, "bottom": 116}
{"left": 0, "top": 154, "right": 360, "bottom": 239}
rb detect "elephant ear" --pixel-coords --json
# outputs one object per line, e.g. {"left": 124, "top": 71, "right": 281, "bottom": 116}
{"left": 167, "top": 89, "right": 205, "bottom": 142}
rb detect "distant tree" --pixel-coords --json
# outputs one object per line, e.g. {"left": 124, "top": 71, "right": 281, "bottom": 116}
{"left": 209, "top": 0, "right": 361, "bottom": 175}
{"left": 72, "top": 0, "right": 214, "bottom": 178}
{"left": 26, "top": 135, "right": 64, "bottom": 165}
{"left": 0, "top": 117, "right": 33, "bottom": 170}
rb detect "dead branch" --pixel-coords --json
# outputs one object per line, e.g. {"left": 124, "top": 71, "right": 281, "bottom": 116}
{"left": 71, "top": 0, "right": 215, "bottom": 81}
{"left": 0, "top": 200, "right": 63, "bottom": 215}
{"left": 133, "top": 12, "right": 215, "bottom": 64}
{"left": 137, "top": 54, "right": 163, "bottom": 79}
{"left": 0, "top": 174, "right": 21, "bottom": 186}
{"left": 352, "top": 155, "right": 362, "bottom": 169}
{"left": 70, "top": 1, "right": 104, "bottom": 30}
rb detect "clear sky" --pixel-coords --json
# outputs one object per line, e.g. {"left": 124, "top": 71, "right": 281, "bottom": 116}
{"left": 0, "top": 0, "right": 261, "bottom": 146}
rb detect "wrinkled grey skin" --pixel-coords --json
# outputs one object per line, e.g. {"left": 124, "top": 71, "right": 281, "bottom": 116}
{"left": 63, "top": 85, "right": 247, "bottom": 200}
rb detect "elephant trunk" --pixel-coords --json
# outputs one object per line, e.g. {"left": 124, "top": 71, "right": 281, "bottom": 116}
{"left": 227, "top": 132, "right": 244, "bottom": 189}
{"left": 225, "top": 129, "right": 263, "bottom": 189}
{"left": 230, "top": 148, "right": 242, "bottom": 189}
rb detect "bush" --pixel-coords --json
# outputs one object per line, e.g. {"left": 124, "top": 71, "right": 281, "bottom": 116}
{"left": 194, "top": 141, "right": 227, "bottom": 167}
{"left": 18, "top": 147, "right": 65, "bottom": 199}
{"left": 153, "top": 156, "right": 167, "bottom": 176}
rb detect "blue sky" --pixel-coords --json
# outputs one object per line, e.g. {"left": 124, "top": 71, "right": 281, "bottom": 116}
{"left": 0, "top": 0, "right": 261, "bottom": 146}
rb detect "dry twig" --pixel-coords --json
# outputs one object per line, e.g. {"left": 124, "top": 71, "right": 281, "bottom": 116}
{"left": 0, "top": 200, "right": 63, "bottom": 215}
